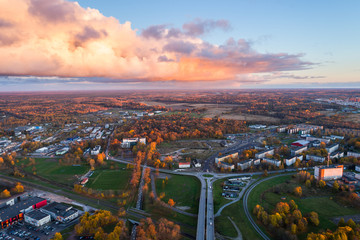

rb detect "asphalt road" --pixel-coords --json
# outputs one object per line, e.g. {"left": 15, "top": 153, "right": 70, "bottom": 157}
{"left": 196, "top": 176, "right": 206, "bottom": 240}
{"left": 206, "top": 178, "right": 215, "bottom": 240}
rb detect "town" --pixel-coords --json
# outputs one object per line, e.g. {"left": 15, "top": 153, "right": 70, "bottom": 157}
{"left": 0, "top": 90, "right": 359, "bottom": 240}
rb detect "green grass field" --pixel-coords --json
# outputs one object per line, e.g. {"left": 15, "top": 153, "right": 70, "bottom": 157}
{"left": 247, "top": 174, "right": 360, "bottom": 238}
{"left": 86, "top": 168, "right": 132, "bottom": 191}
{"left": 142, "top": 182, "right": 197, "bottom": 239}
{"left": 155, "top": 174, "right": 201, "bottom": 214}
{"left": 19, "top": 158, "right": 89, "bottom": 185}
{"left": 215, "top": 199, "right": 263, "bottom": 240}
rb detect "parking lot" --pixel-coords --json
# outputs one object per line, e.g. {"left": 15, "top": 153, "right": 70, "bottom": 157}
{"left": 0, "top": 218, "right": 78, "bottom": 240}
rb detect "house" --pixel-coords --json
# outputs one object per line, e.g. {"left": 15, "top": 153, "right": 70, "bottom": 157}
{"left": 263, "top": 158, "right": 281, "bottom": 167}
{"left": 237, "top": 159, "right": 254, "bottom": 170}
{"left": 306, "top": 155, "right": 326, "bottom": 162}
{"left": 41, "top": 202, "right": 78, "bottom": 223}
{"left": 91, "top": 145, "right": 101, "bottom": 155}
{"left": 326, "top": 144, "right": 339, "bottom": 154}
{"left": 0, "top": 197, "right": 47, "bottom": 229}
{"left": 291, "top": 146, "right": 307, "bottom": 156}
{"left": 80, "top": 178, "right": 88, "bottom": 185}
{"left": 314, "top": 165, "right": 343, "bottom": 181}
{"left": 285, "top": 155, "right": 303, "bottom": 166}
{"left": 24, "top": 210, "right": 51, "bottom": 227}
{"left": 192, "top": 159, "right": 201, "bottom": 168}
{"left": 178, "top": 162, "right": 191, "bottom": 169}
{"left": 121, "top": 138, "right": 147, "bottom": 148}
{"left": 291, "top": 140, "right": 310, "bottom": 147}
{"left": 255, "top": 149, "right": 274, "bottom": 159}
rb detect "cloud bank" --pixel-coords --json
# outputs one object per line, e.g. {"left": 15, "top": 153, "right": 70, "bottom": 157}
{"left": 0, "top": 0, "right": 313, "bottom": 83}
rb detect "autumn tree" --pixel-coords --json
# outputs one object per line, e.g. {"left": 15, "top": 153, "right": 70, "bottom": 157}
{"left": 97, "top": 153, "right": 105, "bottom": 165}
{"left": 89, "top": 159, "right": 95, "bottom": 170}
{"left": 12, "top": 182, "right": 24, "bottom": 193}
{"left": 168, "top": 199, "right": 175, "bottom": 207}
{"left": 307, "top": 212, "right": 319, "bottom": 226}
{"left": 51, "top": 232, "right": 63, "bottom": 240}
{"left": 333, "top": 180, "right": 339, "bottom": 192}
{"left": 318, "top": 180, "right": 326, "bottom": 188}
{"left": 137, "top": 218, "right": 180, "bottom": 240}
{"left": 0, "top": 189, "right": 11, "bottom": 198}
{"left": 294, "top": 186, "right": 302, "bottom": 197}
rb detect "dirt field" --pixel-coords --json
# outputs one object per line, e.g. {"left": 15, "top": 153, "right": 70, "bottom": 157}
{"left": 142, "top": 101, "right": 280, "bottom": 123}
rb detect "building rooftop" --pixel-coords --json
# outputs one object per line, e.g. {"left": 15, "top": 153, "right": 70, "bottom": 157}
{"left": 0, "top": 197, "right": 46, "bottom": 222}
{"left": 291, "top": 145, "right": 307, "bottom": 150}
{"left": 25, "top": 209, "right": 49, "bottom": 220}
{"left": 239, "top": 159, "right": 253, "bottom": 164}
{"left": 315, "top": 164, "right": 343, "bottom": 169}
{"left": 42, "top": 202, "right": 76, "bottom": 218}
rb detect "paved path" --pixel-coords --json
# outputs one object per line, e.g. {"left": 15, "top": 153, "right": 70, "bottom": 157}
{"left": 228, "top": 216, "right": 243, "bottom": 240}
{"left": 136, "top": 165, "right": 148, "bottom": 209}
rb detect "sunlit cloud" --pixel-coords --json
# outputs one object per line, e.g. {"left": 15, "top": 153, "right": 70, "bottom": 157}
{"left": 0, "top": 0, "right": 313, "bottom": 84}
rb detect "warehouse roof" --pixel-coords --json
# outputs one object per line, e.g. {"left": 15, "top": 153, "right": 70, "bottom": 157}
{"left": 0, "top": 197, "right": 46, "bottom": 222}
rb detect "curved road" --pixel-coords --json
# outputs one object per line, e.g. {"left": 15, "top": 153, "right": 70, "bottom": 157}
{"left": 243, "top": 174, "right": 293, "bottom": 240}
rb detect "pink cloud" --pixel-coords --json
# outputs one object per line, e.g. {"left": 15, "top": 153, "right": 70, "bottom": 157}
{"left": 0, "top": 0, "right": 313, "bottom": 83}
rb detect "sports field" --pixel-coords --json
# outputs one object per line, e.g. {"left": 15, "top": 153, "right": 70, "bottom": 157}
{"left": 86, "top": 169, "right": 132, "bottom": 191}
{"left": 21, "top": 158, "right": 89, "bottom": 185}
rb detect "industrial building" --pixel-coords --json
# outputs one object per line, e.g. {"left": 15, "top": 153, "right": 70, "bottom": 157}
{"left": 314, "top": 165, "right": 344, "bottom": 181}
{"left": 41, "top": 202, "right": 78, "bottom": 223}
{"left": 24, "top": 210, "right": 51, "bottom": 227}
{"left": 0, "top": 197, "right": 47, "bottom": 229}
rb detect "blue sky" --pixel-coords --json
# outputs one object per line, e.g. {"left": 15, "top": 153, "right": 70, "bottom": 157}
{"left": 0, "top": 0, "right": 359, "bottom": 91}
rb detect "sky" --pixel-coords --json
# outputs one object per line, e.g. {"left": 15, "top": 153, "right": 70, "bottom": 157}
{"left": 0, "top": 0, "right": 359, "bottom": 91}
